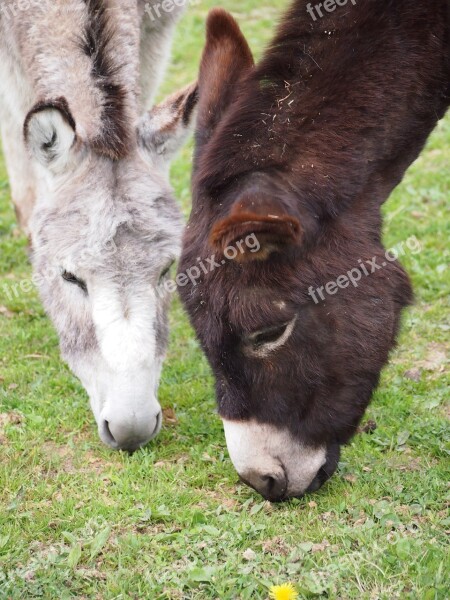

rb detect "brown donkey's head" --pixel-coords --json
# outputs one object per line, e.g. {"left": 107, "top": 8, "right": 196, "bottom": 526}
{"left": 179, "top": 9, "right": 416, "bottom": 500}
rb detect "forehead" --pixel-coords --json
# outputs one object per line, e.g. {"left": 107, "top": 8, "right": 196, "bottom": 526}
{"left": 229, "top": 284, "right": 294, "bottom": 327}
{"left": 35, "top": 159, "right": 182, "bottom": 269}
{"left": 193, "top": 265, "right": 300, "bottom": 335}
{"left": 41, "top": 210, "right": 179, "bottom": 275}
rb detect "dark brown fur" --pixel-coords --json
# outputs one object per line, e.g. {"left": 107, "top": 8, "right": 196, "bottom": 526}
{"left": 179, "top": 1, "right": 450, "bottom": 497}
{"left": 81, "top": 0, "right": 131, "bottom": 160}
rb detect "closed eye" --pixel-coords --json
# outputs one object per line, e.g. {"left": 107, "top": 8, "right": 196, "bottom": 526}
{"left": 249, "top": 323, "right": 290, "bottom": 348}
{"left": 158, "top": 260, "right": 175, "bottom": 284}
{"left": 245, "top": 316, "right": 297, "bottom": 357}
{"left": 61, "top": 270, "right": 87, "bottom": 294}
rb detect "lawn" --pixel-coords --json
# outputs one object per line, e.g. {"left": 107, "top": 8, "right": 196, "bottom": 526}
{"left": 0, "top": 2, "right": 449, "bottom": 598}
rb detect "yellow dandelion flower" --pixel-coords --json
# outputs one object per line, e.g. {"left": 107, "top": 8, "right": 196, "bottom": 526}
{"left": 269, "top": 583, "right": 298, "bottom": 600}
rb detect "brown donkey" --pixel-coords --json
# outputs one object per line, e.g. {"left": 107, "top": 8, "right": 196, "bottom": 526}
{"left": 179, "top": 1, "right": 450, "bottom": 500}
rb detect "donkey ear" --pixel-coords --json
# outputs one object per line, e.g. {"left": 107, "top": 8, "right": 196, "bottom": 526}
{"left": 197, "top": 9, "right": 254, "bottom": 149}
{"left": 210, "top": 195, "right": 302, "bottom": 261}
{"left": 138, "top": 82, "right": 198, "bottom": 167}
{"left": 24, "top": 98, "right": 76, "bottom": 173}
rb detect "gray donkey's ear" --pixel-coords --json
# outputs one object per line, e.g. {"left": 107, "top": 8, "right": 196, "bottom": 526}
{"left": 138, "top": 82, "right": 198, "bottom": 168}
{"left": 24, "top": 97, "right": 77, "bottom": 173}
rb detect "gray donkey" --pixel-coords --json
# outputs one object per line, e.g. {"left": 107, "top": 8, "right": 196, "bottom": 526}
{"left": 0, "top": 0, "right": 198, "bottom": 450}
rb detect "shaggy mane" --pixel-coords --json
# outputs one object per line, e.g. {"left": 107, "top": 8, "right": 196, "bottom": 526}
{"left": 81, "top": 0, "right": 131, "bottom": 160}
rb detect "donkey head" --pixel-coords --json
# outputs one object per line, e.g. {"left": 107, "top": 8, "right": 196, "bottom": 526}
{"left": 179, "top": 10, "right": 412, "bottom": 500}
{"left": 25, "top": 85, "right": 197, "bottom": 451}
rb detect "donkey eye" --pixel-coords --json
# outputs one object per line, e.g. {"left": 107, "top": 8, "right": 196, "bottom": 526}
{"left": 62, "top": 270, "right": 87, "bottom": 293}
{"left": 244, "top": 316, "right": 297, "bottom": 357}
{"left": 249, "top": 323, "right": 290, "bottom": 348}
{"left": 158, "top": 260, "right": 175, "bottom": 284}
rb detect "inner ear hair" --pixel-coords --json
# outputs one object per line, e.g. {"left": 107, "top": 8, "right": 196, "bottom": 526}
{"left": 172, "top": 83, "right": 199, "bottom": 127}
{"left": 139, "top": 82, "right": 199, "bottom": 162}
{"left": 24, "top": 97, "right": 76, "bottom": 143}
{"left": 23, "top": 97, "right": 77, "bottom": 170}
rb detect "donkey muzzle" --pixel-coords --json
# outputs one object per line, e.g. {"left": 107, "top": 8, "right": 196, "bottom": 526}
{"left": 223, "top": 418, "right": 329, "bottom": 500}
{"left": 99, "top": 409, "right": 162, "bottom": 452}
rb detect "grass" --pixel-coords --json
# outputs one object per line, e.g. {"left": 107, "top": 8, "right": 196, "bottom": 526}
{"left": 0, "top": 2, "right": 449, "bottom": 598}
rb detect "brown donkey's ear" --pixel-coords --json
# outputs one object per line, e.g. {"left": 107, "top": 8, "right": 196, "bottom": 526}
{"left": 210, "top": 196, "right": 302, "bottom": 262}
{"left": 197, "top": 9, "right": 254, "bottom": 149}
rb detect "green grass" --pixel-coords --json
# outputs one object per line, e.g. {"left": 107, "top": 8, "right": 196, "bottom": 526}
{"left": 0, "top": 2, "right": 449, "bottom": 598}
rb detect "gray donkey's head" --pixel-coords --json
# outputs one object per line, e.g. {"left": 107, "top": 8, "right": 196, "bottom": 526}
{"left": 25, "top": 85, "right": 197, "bottom": 451}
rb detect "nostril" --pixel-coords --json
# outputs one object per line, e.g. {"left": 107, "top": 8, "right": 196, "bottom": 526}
{"left": 242, "top": 469, "right": 288, "bottom": 502}
{"left": 305, "top": 470, "right": 324, "bottom": 494}
{"left": 262, "top": 474, "right": 276, "bottom": 491}
{"left": 102, "top": 420, "right": 118, "bottom": 448}
{"left": 153, "top": 410, "right": 162, "bottom": 436}
{"left": 263, "top": 472, "right": 287, "bottom": 501}
{"left": 305, "top": 443, "right": 341, "bottom": 495}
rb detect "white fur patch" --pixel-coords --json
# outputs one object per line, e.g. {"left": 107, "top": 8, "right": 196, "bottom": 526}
{"left": 90, "top": 281, "right": 157, "bottom": 372}
{"left": 273, "top": 300, "right": 286, "bottom": 310}
{"left": 73, "top": 351, "right": 162, "bottom": 451}
{"left": 68, "top": 281, "right": 163, "bottom": 449}
{"left": 223, "top": 419, "right": 326, "bottom": 497}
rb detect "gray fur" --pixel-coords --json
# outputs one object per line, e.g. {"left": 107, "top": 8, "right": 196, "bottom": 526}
{"left": 0, "top": 0, "right": 196, "bottom": 450}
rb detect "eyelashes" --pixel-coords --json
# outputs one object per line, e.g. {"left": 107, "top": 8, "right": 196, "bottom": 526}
{"left": 244, "top": 316, "right": 298, "bottom": 358}
{"left": 61, "top": 270, "right": 88, "bottom": 293}
{"left": 248, "top": 322, "right": 291, "bottom": 349}
{"left": 60, "top": 260, "right": 175, "bottom": 296}
{"left": 158, "top": 260, "right": 175, "bottom": 285}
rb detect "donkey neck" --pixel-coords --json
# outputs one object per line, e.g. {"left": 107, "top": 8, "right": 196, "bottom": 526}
{"left": 197, "top": 0, "right": 450, "bottom": 220}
